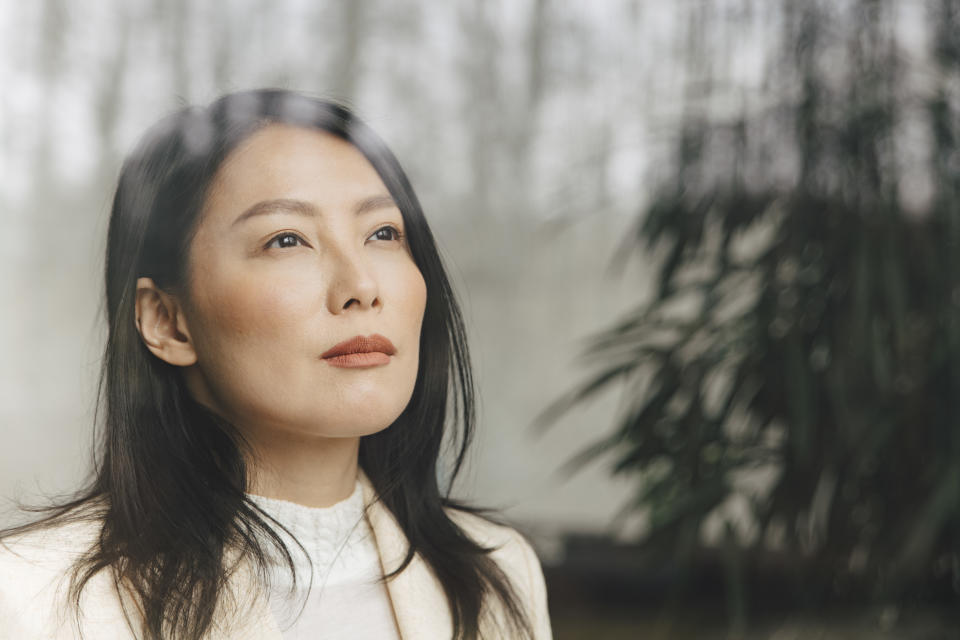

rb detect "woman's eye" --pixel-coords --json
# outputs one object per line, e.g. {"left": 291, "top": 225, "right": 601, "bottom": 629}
{"left": 265, "top": 232, "right": 307, "bottom": 250}
{"left": 371, "top": 225, "right": 403, "bottom": 242}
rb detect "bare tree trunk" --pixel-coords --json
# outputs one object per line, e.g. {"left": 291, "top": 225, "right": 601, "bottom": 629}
{"left": 166, "top": 0, "right": 190, "bottom": 101}
{"left": 31, "top": 0, "right": 66, "bottom": 194}
{"left": 458, "top": 0, "right": 501, "bottom": 219}
{"left": 505, "top": 0, "right": 549, "bottom": 216}
{"left": 330, "top": 0, "right": 366, "bottom": 102}
{"left": 96, "top": 3, "right": 130, "bottom": 172}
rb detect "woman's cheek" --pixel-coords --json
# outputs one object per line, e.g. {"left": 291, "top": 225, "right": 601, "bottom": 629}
{"left": 408, "top": 268, "right": 428, "bottom": 327}
{"left": 209, "top": 271, "right": 308, "bottom": 339}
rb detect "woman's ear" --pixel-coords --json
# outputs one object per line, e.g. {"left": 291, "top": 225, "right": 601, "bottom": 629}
{"left": 134, "top": 277, "right": 198, "bottom": 366}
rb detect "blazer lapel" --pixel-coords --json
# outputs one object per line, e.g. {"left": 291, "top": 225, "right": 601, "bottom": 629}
{"left": 210, "top": 554, "right": 285, "bottom": 640}
{"left": 358, "top": 470, "right": 453, "bottom": 640}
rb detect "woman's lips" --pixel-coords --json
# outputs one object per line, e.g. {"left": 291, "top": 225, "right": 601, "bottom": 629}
{"left": 322, "top": 333, "right": 395, "bottom": 368}
{"left": 324, "top": 351, "right": 391, "bottom": 368}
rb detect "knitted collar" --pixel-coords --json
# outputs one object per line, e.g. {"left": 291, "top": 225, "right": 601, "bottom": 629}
{"left": 246, "top": 478, "right": 366, "bottom": 572}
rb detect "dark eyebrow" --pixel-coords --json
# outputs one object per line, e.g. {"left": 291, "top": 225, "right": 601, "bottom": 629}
{"left": 231, "top": 194, "right": 398, "bottom": 228}
{"left": 354, "top": 194, "right": 399, "bottom": 215}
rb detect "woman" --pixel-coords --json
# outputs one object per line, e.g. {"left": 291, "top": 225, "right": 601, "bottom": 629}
{"left": 0, "top": 89, "right": 552, "bottom": 639}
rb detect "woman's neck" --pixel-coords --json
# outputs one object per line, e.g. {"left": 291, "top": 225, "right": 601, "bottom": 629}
{"left": 245, "top": 433, "right": 361, "bottom": 508}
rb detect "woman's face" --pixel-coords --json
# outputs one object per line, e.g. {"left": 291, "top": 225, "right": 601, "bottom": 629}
{"left": 178, "top": 123, "right": 426, "bottom": 442}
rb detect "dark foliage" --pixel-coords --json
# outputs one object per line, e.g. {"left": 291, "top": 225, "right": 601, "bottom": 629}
{"left": 537, "top": 0, "right": 960, "bottom": 612}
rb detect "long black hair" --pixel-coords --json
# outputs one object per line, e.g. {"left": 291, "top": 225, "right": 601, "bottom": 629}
{"left": 1, "top": 89, "right": 534, "bottom": 640}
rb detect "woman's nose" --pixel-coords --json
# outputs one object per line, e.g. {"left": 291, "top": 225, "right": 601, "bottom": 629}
{"left": 325, "top": 244, "right": 381, "bottom": 314}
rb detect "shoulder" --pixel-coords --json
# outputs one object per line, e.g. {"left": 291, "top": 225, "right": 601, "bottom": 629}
{"left": 445, "top": 507, "right": 539, "bottom": 569}
{"left": 0, "top": 517, "right": 100, "bottom": 597}
{"left": 444, "top": 507, "right": 554, "bottom": 639}
{"left": 0, "top": 498, "right": 109, "bottom": 566}
{"left": 0, "top": 515, "right": 100, "bottom": 561}
{"left": 0, "top": 516, "right": 130, "bottom": 638}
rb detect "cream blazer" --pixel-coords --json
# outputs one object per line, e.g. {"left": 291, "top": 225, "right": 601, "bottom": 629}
{"left": 0, "top": 471, "right": 553, "bottom": 639}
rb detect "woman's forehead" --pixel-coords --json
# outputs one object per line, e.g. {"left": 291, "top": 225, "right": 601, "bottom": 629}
{"left": 200, "top": 124, "right": 388, "bottom": 227}
{"left": 215, "top": 123, "right": 371, "bottom": 183}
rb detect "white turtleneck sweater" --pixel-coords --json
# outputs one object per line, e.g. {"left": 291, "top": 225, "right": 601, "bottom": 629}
{"left": 247, "top": 479, "right": 402, "bottom": 639}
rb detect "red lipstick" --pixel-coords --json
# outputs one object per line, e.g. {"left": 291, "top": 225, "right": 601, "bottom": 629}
{"left": 322, "top": 334, "right": 396, "bottom": 368}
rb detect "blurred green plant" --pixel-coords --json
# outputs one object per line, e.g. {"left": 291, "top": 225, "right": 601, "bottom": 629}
{"left": 537, "top": 0, "right": 960, "bottom": 609}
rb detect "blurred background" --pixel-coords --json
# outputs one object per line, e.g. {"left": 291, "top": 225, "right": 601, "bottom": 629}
{"left": 2, "top": 0, "right": 959, "bottom": 637}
